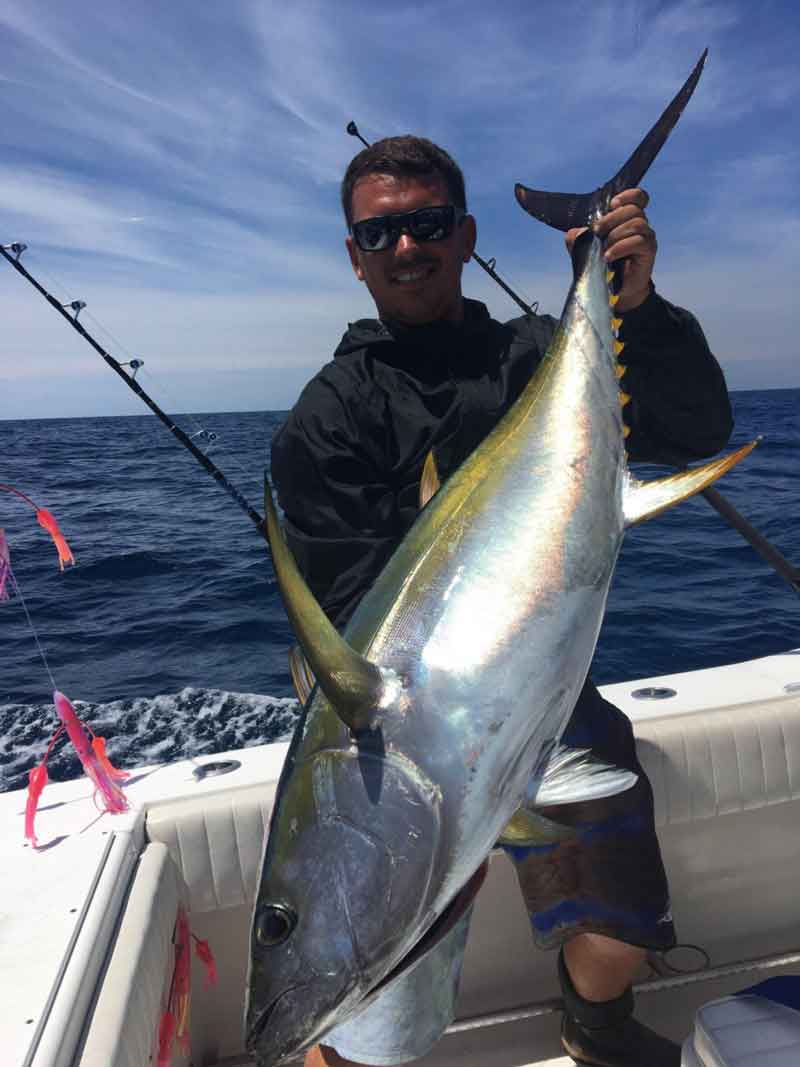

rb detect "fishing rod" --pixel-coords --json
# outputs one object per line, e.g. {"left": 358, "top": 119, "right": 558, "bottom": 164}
{"left": 0, "top": 242, "right": 266, "bottom": 539}
{"left": 3, "top": 234, "right": 798, "bottom": 598}
{"left": 655, "top": 438, "right": 800, "bottom": 596}
{"left": 699, "top": 486, "right": 799, "bottom": 595}
{"left": 346, "top": 121, "right": 538, "bottom": 316}
{"left": 344, "top": 121, "right": 800, "bottom": 598}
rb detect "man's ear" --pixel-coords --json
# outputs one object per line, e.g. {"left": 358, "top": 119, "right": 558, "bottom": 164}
{"left": 461, "top": 214, "right": 477, "bottom": 264}
{"left": 345, "top": 235, "right": 365, "bottom": 281}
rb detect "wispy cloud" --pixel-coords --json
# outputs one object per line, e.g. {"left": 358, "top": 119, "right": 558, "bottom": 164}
{"left": 2, "top": 0, "right": 797, "bottom": 418}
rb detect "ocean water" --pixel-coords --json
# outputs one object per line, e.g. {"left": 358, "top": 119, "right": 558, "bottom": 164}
{"left": 1, "top": 390, "right": 798, "bottom": 793}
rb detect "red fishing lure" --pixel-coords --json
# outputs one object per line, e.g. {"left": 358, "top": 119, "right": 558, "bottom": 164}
{"left": 0, "top": 484, "right": 74, "bottom": 569}
{"left": 3, "top": 487, "right": 128, "bottom": 845}
{"left": 157, "top": 906, "right": 218, "bottom": 1065}
{"left": 53, "top": 690, "right": 128, "bottom": 814}
{"left": 24, "top": 694, "right": 129, "bottom": 847}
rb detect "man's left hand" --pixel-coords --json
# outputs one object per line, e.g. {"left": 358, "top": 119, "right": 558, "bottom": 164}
{"left": 566, "top": 188, "right": 657, "bottom": 313}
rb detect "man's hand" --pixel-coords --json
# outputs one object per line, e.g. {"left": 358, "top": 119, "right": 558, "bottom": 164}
{"left": 565, "top": 188, "right": 656, "bottom": 313}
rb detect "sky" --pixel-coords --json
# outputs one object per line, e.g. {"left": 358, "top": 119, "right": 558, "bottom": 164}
{"left": 1, "top": 0, "right": 798, "bottom": 419}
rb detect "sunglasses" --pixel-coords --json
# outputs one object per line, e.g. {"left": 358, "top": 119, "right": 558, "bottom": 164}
{"left": 351, "top": 204, "right": 465, "bottom": 252}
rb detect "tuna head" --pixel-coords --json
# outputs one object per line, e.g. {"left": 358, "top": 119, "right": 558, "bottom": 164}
{"left": 245, "top": 727, "right": 443, "bottom": 1066}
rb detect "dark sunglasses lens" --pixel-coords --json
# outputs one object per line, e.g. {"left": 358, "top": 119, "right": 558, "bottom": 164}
{"left": 354, "top": 219, "right": 391, "bottom": 251}
{"left": 353, "top": 206, "right": 458, "bottom": 251}
{"left": 409, "top": 207, "right": 454, "bottom": 241}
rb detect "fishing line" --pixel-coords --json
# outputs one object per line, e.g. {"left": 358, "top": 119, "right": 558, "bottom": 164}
{"left": 43, "top": 281, "right": 223, "bottom": 460}
{"left": 7, "top": 567, "right": 58, "bottom": 691}
{"left": 1, "top": 243, "right": 267, "bottom": 540}
{"left": 131, "top": 364, "right": 260, "bottom": 489}
{"left": 23, "top": 256, "right": 235, "bottom": 460}
{"left": 3, "top": 245, "right": 257, "bottom": 488}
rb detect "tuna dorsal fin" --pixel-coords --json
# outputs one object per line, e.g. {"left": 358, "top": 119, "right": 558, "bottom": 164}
{"left": 623, "top": 439, "right": 759, "bottom": 527}
{"left": 419, "top": 448, "right": 442, "bottom": 509}
{"left": 264, "top": 478, "right": 385, "bottom": 732}
{"left": 515, "top": 49, "right": 708, "bottom": 231}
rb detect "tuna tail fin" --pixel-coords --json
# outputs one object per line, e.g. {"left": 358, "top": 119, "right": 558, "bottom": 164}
{"left": 623, "top": 439, "right": 759, "bottom": 527}
{"left": 514, "top": 49, "right": 708, "bottom": 232}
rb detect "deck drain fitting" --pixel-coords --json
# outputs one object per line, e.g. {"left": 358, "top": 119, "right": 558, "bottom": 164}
{"left": 192, "top": 759, "right": 242, "bottom": 781}
{"left": 631, "top": 686, "right": 677, "bottom": 700}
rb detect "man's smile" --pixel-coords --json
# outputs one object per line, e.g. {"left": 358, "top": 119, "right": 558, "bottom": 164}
{"left": 391, "top": 263, "right": 436, "bottom": 285}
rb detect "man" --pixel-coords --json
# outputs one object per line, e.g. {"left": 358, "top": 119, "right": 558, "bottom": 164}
{"left": 270, "top": 136, "right": 732, "bottom": 1067}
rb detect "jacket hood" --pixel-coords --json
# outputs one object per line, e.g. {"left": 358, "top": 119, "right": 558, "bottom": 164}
{"left": 333, "top": 299, "right": 493, "bottom": 360}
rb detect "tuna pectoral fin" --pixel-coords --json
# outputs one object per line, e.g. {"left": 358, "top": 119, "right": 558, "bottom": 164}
{"left": 533, "top": 743, "right": 638, "bottom": 807}
{"left": 264, "top": 478, "right": 385, "bottom": 732}
{"left": 498, "top": 744, "right": 639, "bottom": 846}
{"left": 623, "top": 440, "right": 759, "bottom": 527}
{"left": 515, "top": 50, "right": 707, "bottom": 232}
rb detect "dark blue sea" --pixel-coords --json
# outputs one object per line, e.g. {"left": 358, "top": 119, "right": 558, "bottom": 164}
{"left": 1, "top": 390, "right": 798, "bottom": 792}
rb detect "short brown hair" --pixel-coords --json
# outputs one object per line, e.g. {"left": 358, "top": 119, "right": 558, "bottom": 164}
{"left": 341, "top": 135, "right": 467, "bottom": 228}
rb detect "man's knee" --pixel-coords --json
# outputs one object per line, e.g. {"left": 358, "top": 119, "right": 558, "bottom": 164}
{"left": 563, "top": 933, "right": 645, "bottom": 1002}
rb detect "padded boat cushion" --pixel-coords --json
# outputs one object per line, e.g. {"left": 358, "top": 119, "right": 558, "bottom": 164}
{"left": 77, "top": 842, "right": 190, "bottom": 1067}
{"left": 144, "top": 699, "right": 800, "bottom": 911}
{"left": 634, "top": 696, "right": 800, "bottom": 826}
{"left": 685, "top": 992, "right": 800, "bottom": 1065}
{"left": 146, "top": 782, "right": 276, "bottom": 912}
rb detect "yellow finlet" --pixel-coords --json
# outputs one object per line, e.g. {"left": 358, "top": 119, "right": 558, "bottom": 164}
{"left": 615, "top": 364, "right": 626, "bottom": 380}
{"left": 419, "top": 449, "right": 442, "bottom": 509}
{"left": 623, "top": 424, "right": 631, "bottom": 438}
{"left": 619, "top": 391, "right": 631, "bottom": 407}
{"left": 606, "top": 269, "right": 615, "bottom": 284}
{"left": 614, "top": 339, "right": 625, "bottom": 355}
{"left": 609, "top": 293, "right": 620, "bottom": 307}
{"left": 611, "top": 317, "right": 623, "bottom": 332}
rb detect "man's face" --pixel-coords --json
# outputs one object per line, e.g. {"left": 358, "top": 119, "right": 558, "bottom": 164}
{"left": 346, "top": 173, "right": 477, "bottom": 327}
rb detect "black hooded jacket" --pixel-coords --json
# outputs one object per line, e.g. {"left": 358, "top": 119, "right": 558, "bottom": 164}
{"left": 271, "top": 292, "right": 733, "bottom": 630}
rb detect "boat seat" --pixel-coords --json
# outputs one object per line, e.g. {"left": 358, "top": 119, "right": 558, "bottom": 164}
{"left": 682, "top": 981, "right": 800, "bottom": 1065}
{"left": 77, "top": 842, "right": 191, "bottom": 1067}
{"left": 633, "top": 695, "right": 800, "bottom": 827}
{"left": 146, "top": 781, "right": 277, "bottom": 913}
{"left": 144, "top": 696, "right": 800, "bottom": 913}
{"left": 145, "top": 785, "right": 279, "bottom": 1061}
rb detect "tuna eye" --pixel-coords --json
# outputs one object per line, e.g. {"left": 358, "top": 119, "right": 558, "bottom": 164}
{"left": 256, "top": 904, "right": 296, "bottom": 947}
